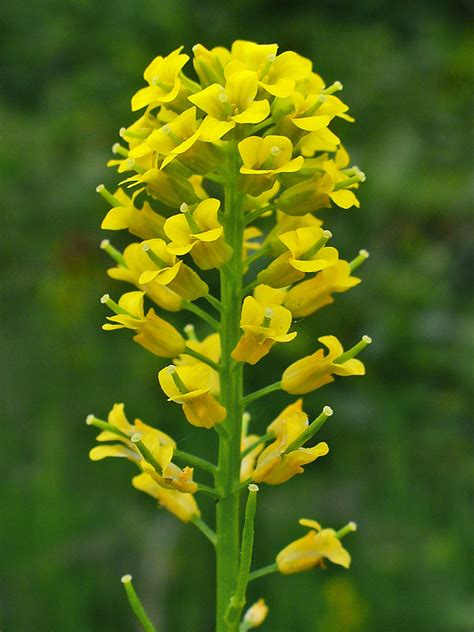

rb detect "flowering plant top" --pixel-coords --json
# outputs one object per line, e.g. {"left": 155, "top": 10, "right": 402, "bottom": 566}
{"left": 88, "top": 40, "right": 370, "bottom": 631}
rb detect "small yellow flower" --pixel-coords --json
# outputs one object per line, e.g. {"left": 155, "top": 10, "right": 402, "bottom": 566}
{"left": 88, "top": 404, "right": 196, "bottom": 493}
{"left": 120, "top": 166, "right": 202, "bottom": 209}
{"left": 281, "top": 335, "right": 368, "bottom": 394}
{"left": 175, "top": 329, "right": 221, "bottom": 394}
{"left": 164, "top": 198, "right": 232, "bottom": 269}
{"left": 99, "top": 187, "right": 166, "bottom": 240}
{"left": 257, "top": 226, "right": 338, "bottom": 288}
{"left": 189, "top": 70, "right": 270, "bottom": 137}
{"left": 243, "top": 598, "right": 269, "bottom": 628}
{"left": 252, "top": 401, "right": 328, "bottom": 484}
{"left": 138, "top": 237, "right": 209, "bottom": 301}
{"left": 102, "top": 291, "right": 186, "bottom": 357}
{"left": 264, "top": 211, "right": 322, "bottom": 256}
{"left": 232, "top": 295, "right": 296, "bottom": 364}
{"left": 238, "top": 135, "right": 304, "bottom": 176}
{"left": 132, "top": 472, "right": 200, "bottom": 523}
{"left": 228, "top": 40, "right": 312, "bottom": 98}
{"left": 106, "top": 242, "right": 183, "bottom": 312}
{"left": 276, "top": 519, "right": 352, "bottom": 574}
{"left": 131, "top": 47, "right": 189, "bottom": 111}
{"left": 158, "top": 363, "right": 226, "bottom": 428}
{"left": 284, "top": 260, "right": 361, "bottom": 317}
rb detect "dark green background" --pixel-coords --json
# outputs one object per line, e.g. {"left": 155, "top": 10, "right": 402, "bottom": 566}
{"left": 1, "top": 1, "right": 472, "bottom": 630}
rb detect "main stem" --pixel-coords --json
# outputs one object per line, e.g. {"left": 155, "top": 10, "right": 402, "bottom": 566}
{"left": 216, "top": 144, "right": 244, "bottom": 632}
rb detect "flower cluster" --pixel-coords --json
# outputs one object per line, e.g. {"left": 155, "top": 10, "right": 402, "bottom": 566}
{"left": 88, "top": 40, "right": 371, "bottom": 631}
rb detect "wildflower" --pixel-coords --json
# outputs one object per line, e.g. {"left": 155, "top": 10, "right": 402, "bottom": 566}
{"left": 138, "top": 237, "right": 209, "bottom": 300}
{"left": 188, "top": 70, "right": 270, "bottom": 137}
{"left": 281, "top": 335, "right": 371, "bottom": 394}
{"left": 239, "top": 135, "right": 304, "bottom": 176}
{"left": 164, "top": 199, "right": 232, "bottom": 269}
{"left": 158, "top": 363, "right": 226, "bottom": 428}
{"left": 98, "top": 186, "right": 166, "bottom": 240}
{"left": 257, "top": 226, "right": 338, "bottom": 288}
{"left": 105, "top": 242, "right": 183, "bottom": 312}
{"left": 102, "top": 291, "right": 186, "bottom": 357}
{"left": 284, "top": 260, "right": 362, "bottom": 317}
{"left": 252, "top": 402, "right": 328, "bottom": 484}
{"left": 232, "top": 295, "right": 296, "bottom": 364}
{"left": 132, "top": 472, "right": 200, "bottom": 523}
{"left": 175, "top": 328, "right": 221, "bottom": 394}
{"left": 228, "top": 40, "right": 312, "bottom": 98}
{"left": 276, "top": 519, "right": 354, "bottom": 574}
{"left": 131, "top": 47, "right": 190, "bottom": 111}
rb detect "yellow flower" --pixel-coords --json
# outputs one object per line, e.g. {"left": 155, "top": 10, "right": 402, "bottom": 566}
{"left": 129, "top": 107, "right": 223, "bottom": 171}
{"left": 158, "top": 363, "right": 226, "bottom": 428}
{"left": 240, "top": 431, "right": 264, "bottom": 483}
{"left": 138, "top": 237, "right": 209, "bottom": 301}
{"left": 120, "top": 166, "right": 202, "bottom": 209}
{"left": 281, "top": 335, "right": 369, "bottom": 394}
{"left": 252, "top": 401, "right": 328, "bottom": 484}
{"left": 175, "top": 329, "right": 221, "bottom": 394}
{"left": 239, "top": 135, "right": 304, "bottom": 176}
{"left": 102, "top": 291, "right": 186, "bottom": 357}
{"left": 131, "top": 47, "right": 189, "bottom": 111}
{"left": 257, "top": 226, "right": 338, "bottom": 288}
{"left": 106, "top": 242, "right": 183, "bottom": 312}
{"left": 99, "top": 186, "right": 166, "bottom": 240}
{"left": 164, "top": 198, "right": 232, "bottom": 269}
{"left": 192, "top": 43, "right": 230, "bottom": 86}
{"left": 279, "top": 147, "right": 363, "bottom": 213}
{"left": 228, "top": 40, "right": 312, "bottom": 98}
{"left": 243, "top": 598, "right": 269, "bottom": 628}
{"left": 188, "top": 70, "right": 270, "bottom": 138}
{"left": 264, "top": 211, "right": 322, "bottom": 256}
{"left": 132, "top": 472, "right": 200, "bottom": 523}
{"left": 276, "top": 519, "right": 352, "bottom": 574}
{"left": 283, "top": 260, "right": 361, "bottom": 317}
{"left": 231, "top": 295, "right": 296, "bottom": 365}
{"left": 88, "top": 404, "right": 199, "bottom": 494}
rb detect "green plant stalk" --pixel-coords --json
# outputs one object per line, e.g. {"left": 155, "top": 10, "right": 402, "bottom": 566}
{"left": 215, "top": 143, "right": 245, "bottom": 632}
{"left": 225, "top": 485, "right": 259, "bottom": 626}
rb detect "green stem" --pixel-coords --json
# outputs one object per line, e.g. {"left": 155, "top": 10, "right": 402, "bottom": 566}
{"left": 240, "top": 432, "right": 274, "bottom": 459}
{"left": 215, "top": 142, "right": 245, "bottom": 632}
{"left": 225, "top": 485, "right": 259, "bottom": 626}
{"left": 248, "top": 563, "right": 278, "bottom": 583}
{"left": 244, "top": 203, "right": 277, "bottom": 226}
{"left": 121, "top": 575, "right": 157, "bottom": 632}
{"left": 244, "top": 245, "right": 271, "bottom": 268}
{"left": 203, "top": 293, "right": 223, "bottom": 313}
{"left": 183, "top": 346, "right": 221, "bottom": 372}
{"left": 192, "top": 516, "right": 217, "bottom": 546}
{"left": 173, "top": 449, "right": 218, "bottom": 476}
{"left": 243, "top": 381, "right": 281, "bottom": 406}
{"left": 183, "top": 300, "right": 220, "bottom": 331}
{"left": 196, "top": 483, "right": 220, "bottom": 498}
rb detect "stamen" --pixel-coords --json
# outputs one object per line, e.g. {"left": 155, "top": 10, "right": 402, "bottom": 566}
{"left": 100, "top": 239, "right": 127, "bottom": 267}
{"left": 334, "top": 335, "right": 372, "bottom": 364}
{"left": 142, "top": 243, "right": 167, "bottom": 268}
{"left": 218, "top": 92, "right": 228, "bottom": 103}
{"left": 261, "top": 307, "right": 274, "bottom": 328}
{"left": 270, "top": 146, "right": 281, "bottom": 156}
{"left": 301, "top": 230, "right": 332, "bottom": 260}
{"left": 349, "top": 249, "right": 369, "bottom": 272}
{"left": 167, "top": 365, "right": 189, "bottom": 394}
{"left": 184, "top": 323, "right": 197, "bottom": 341}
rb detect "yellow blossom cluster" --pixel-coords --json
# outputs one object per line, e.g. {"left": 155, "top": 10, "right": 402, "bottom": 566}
{"left": 88, "top": 40, "right": 371, "bottom": 630}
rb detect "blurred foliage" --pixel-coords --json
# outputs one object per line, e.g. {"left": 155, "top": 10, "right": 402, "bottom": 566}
{"left": 1, "top": 1, "right": 472, "bottom": 631}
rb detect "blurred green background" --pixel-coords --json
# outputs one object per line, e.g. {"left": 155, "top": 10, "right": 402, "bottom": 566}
{"left": 1, "top": 1, "right": 473, "bottom": 631}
